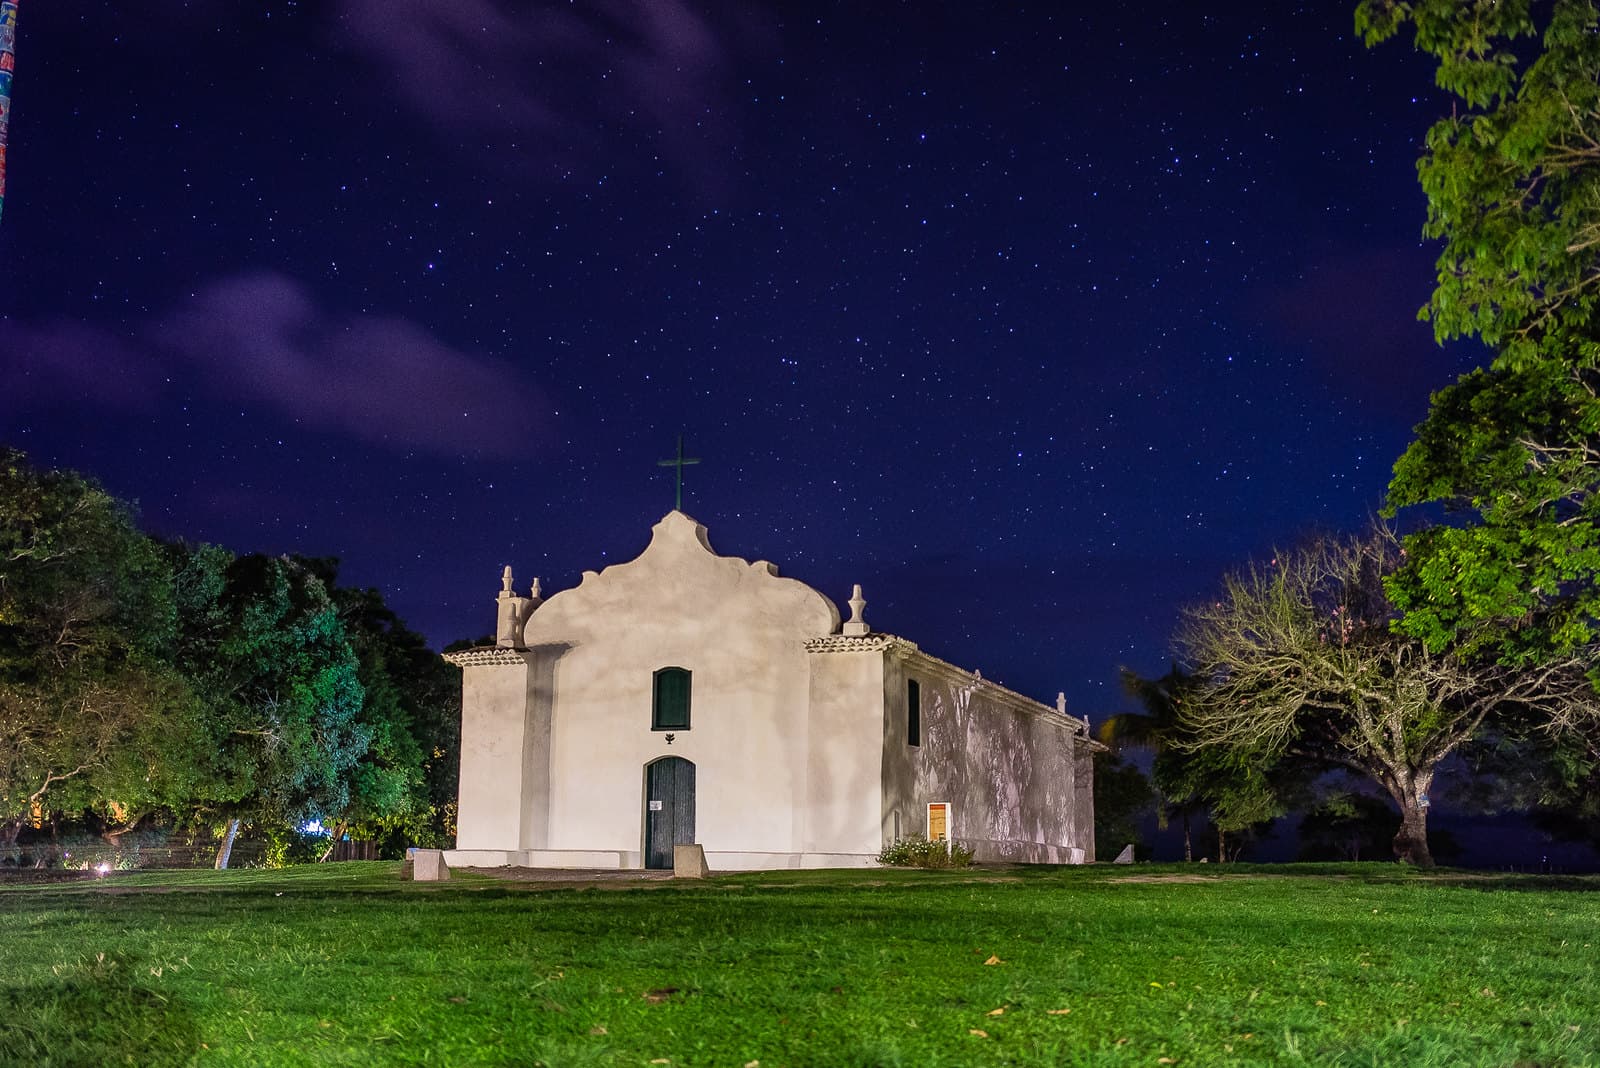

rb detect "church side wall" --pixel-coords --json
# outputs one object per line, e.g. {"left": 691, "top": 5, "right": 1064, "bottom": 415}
{"left": 803, "top": 649, "right": 888, "bottom": 856}
{"left": 883, "top": 652, "right": 1088, "bottom": 864}
{"left": 455, "top": 660, "right": 533, "bottom": 851}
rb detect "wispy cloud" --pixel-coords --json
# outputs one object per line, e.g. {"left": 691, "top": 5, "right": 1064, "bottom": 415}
{"left": 100, "top": 2, "right": 763, "bottom": 190}
{"left": 164, "top": 272, "right": 548, "bottom": 456}
{"left": 3, "top": 319, "right": 164, "bottom": 412}
{"left": 334, "top": 0, "right": 759, "bottom": 184}
{"left": 6, "top": 272, "right": 547, "bottom": 459}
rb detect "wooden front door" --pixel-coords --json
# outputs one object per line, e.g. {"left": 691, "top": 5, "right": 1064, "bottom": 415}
{"left": 644, "top": 757, "right": 696, "bottom": 870}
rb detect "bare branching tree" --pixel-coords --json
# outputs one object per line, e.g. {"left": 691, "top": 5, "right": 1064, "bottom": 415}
{"left": 1178, "top": 525, "right": 1600, "bottom": 867}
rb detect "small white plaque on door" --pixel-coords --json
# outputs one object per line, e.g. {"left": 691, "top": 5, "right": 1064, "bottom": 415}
{"left": 648, "top": 800, "right": 663, "bottom": 811}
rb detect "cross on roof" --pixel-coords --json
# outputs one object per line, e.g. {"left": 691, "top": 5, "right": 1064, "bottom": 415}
{"left": 656, "top": 434, "right": 701, "bottom": 511}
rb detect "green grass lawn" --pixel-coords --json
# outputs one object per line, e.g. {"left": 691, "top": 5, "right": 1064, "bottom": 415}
{"left": 2, "top": 863, "right": 1598, "bottom": 1067}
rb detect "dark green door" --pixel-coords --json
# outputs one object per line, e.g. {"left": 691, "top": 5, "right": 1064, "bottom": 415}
{"left": 644, "top": 757, "right": 695, "bottom": 870}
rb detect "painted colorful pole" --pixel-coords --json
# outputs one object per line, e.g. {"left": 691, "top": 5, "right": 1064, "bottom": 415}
{"left": 0, "top": 0, "right": 17, "bottom": 224}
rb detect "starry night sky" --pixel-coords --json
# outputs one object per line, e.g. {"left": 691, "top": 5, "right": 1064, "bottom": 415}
{"left": 3, "top": 1, "right": 1478, "bottom": 718}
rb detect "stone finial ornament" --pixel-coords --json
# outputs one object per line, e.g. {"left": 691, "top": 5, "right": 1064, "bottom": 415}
{"left": 843, "top": 583, "right": 870, "bottom": 636}
{"left": 496, "top": 565, "right": 532, "bottom": 649}
{"left": 1057, "top": 692, "right": 1068, "bottom": 716}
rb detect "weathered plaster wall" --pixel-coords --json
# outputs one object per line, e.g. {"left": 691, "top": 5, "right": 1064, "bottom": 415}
{"left": 1073, "top": 735, "right": 1096, "bottom": 861}
{"left": 517, "top": 643, "right": 566, "bottom": 850}
{"left": 880, "top": 644, "right": 1092, "bottom": 864}
{"left": 453, "top": 651, "right": 534, "bottom": 851}
{"left": 802, "top": 641, "right": 889, "bottom": 856}
{"left": 513, "top": 512, "right": 840, "bottom": 858}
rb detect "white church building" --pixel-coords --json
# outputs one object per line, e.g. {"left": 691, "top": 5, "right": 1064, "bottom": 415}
{"left": 442, "top": 511, "right": 1100, "bottom": 870}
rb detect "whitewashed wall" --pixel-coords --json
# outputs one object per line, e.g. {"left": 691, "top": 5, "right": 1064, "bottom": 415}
{"left": 454, "top": 512, "right": 842, "bottom": 865}
{"left": 802, "top": 640, "right": 891, "bottom": 856}
{"left": 879, "top": 645, "right": 1093, "bottom": 863}
{"left": 450, "top": 512, "right": 1094, "bottom": 869}
{"left": 453, "top": 651, "right": 535, "bottom": 851}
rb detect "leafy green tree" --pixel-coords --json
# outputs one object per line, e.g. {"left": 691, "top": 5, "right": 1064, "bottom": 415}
{"left": 1359, "top": 0, "right": 1600, "bottom": 661}
{"left": 1178, "top": 525, "right": 1599, "bottom": 866}
{"left": 305, "top": 567, "right": 460, "bottom": 854}
{"left": 1, "top": 451, "right": 458, "bottom": 866}
{"left": 170, "top": 550, "right": 369, "bottom": 866}
{"left": 1165, "top": 743, "right": 1300, "bottom": 863}
{"left": 0, "top": 449, "right": 204, "bottom": 844}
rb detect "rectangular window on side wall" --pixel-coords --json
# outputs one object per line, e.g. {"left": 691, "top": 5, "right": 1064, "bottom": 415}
{"left": 907, "top": 678, "right": 921, "bottom": 747}
{"left": 652, "top": 667, "right": 691, "bottom": 730}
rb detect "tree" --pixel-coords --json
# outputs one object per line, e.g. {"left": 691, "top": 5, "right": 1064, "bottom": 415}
{"left": 170, "top": 550, "right": 370, "bottom": 867}
{"left": 0, "top": 449, "right": 204, "bottom": 845}
{"left": 1450, "top": 709, "right": 1600, "bottom": 851}
{"left": 0, "top": 450, "right": 458, "bottom": 866}
{"left": 304, "top": 567, "right": 460, "bottom": 855}
{"left": 1298, "top": 793, "right": 1403, "bottom": 862}
{"left": 1101, "top": 668, "right": 1208, "bottom": 861}
{"left": 1109, "top": 667, "right": 1322, "bottom": 862}
{"left": 1090, "top": 751, "right": 1155, "bottom": 861}
{"left": 1178, "top": 525, "right": 1599, "bottom": 866}
{"left": 1359, "top": 0, "right": 1600, "bottom": 661}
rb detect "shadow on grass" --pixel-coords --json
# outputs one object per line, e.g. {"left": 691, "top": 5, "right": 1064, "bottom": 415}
{"left": 0, "top": 952, "right": 198, "bottom": 1068}
{"left": 1423, "top": 872, "right": 1600, "bottom": 893}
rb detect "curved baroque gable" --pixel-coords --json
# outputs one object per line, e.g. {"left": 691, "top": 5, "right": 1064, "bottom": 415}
{"left": 523, "top": 511, "right": 840, "bottom": 645}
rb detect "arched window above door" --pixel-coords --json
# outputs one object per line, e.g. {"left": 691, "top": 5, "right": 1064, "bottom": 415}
{"left": 652, "top": 667, "right": 691, "bottom": 730}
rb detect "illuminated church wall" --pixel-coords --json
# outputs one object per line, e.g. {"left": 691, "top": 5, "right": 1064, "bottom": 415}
{"left": 446, "top": 512, "right": 1100, "bottom": 871}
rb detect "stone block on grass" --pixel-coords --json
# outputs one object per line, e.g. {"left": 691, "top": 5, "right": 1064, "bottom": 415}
{"left": 673, "top": 844, "right": 709, "bottom": 879}
{"left": 413, "top": 848, "right": 451, "bottom": 881}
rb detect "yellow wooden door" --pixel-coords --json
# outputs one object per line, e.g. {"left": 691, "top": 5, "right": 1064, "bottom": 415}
{"left": 927, "top": 803, "right": 948, "bottom": 842}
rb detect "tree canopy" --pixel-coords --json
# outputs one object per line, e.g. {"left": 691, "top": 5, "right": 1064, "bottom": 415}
{"left": 0, "top": 449, "right": 461, "bottom": 860}
{"left": 0, "top": 449, "right": 195, "bottom": 843}
{"left": 1177, "top": 525, "right": 1599, "bottom": 865}
{"left": 1360, "top": 0, "right": 1600, "bottom": 661}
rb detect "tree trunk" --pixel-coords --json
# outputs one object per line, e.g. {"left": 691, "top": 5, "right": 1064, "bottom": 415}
{"left": 100, "top": 812, "right": 142, "bottom": 846}
{"left": 0, "top": 817, "right": 21, "bottom": 848}
{"left": 1389, "top": 770, "right": 1435, "bottom": 868}
{"left": 1217, "top": 825, "right": 1226, "bottom": 863}
{"left": 214, "top": 818, "right": 241, "bottom": 870}
{"left": 1182, "top": 811, "right": 1192, "bottom": 863}
{"left": 1392, "top": 799, "right": 1433, "bottom": 867}
{"left": 317, "top": 821, "right": 349, "bottom": 863}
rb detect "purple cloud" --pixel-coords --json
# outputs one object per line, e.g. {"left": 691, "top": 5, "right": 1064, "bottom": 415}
{"left": 160, "top": 272, "right": 547, "bottom": 457}
{"left": 3, "top": 319, "right": 166, "bottom": 411}
{"left": 337, "top": 0, "right": 569, "bottom": 137}
{"left": 91, "top": 2, "right": 762, "bottom": 190}
{"left": 334, "top": 0, "right": 758, "bottom": 184}
{"left": 6, "top": 272, "right": 547, "bottom": 459}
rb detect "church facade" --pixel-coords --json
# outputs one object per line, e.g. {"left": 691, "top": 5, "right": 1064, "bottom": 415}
{"left": 442, "top": 511, "right": 1099, "bottom": 870}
